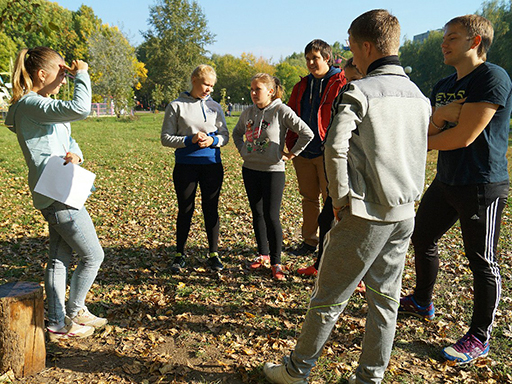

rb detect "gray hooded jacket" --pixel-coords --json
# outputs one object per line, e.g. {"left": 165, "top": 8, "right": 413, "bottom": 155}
{"left": 324, "top": 64, "right": 430, "bottom": 222}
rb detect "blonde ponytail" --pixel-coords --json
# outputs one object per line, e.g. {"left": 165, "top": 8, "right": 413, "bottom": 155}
{"left": 10, "top": 46, "right": 63, "bottom": 104}
{"left": 10, "top": 49, "right": 32, "bottom": 104}
{"left": 272, "top": 76, "right": 284, "bottom": 100}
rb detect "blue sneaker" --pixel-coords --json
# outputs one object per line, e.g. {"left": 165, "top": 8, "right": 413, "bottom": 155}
{"left": 442, "top": 333, "right": 489, "bottom": 365}
{"left": 398, "top": 294, "right": 435, "bottom": 321}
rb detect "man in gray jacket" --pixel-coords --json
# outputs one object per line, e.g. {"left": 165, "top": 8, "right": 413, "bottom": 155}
{"left": 263, "top": 9, "right": 430, "bottom": 384}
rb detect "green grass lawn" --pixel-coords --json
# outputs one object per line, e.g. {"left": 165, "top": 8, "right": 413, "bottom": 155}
{"left": 0, "top": 113, "right": 511, "bottom": 383}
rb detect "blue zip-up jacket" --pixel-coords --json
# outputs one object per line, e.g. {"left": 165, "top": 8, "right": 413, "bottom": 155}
{"left": 299, "top": 66, "right": 342, "bottom": 158}
{"left": 161, "top": 92, "right": 229, "bottom": 165}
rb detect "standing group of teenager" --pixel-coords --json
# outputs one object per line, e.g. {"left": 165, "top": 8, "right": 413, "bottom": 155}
{"left": 4, "top": 7, "right": 511, "bottom": 384}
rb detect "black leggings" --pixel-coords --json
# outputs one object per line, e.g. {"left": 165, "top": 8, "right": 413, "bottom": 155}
{"left": 173, "top": 163, "right": 224, "bottom": 254}
{"left": 411, "top": 177, "right": 508, "bottom": 344}
{"left": 242, "top": 167, "right": 285, "bottom": 265}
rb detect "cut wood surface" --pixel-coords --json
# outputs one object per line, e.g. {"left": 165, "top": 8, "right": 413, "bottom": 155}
{"left": 0, "top": 281, "right": 46, "bottom": 378}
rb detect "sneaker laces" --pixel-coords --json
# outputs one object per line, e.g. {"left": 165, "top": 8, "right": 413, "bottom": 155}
{"left": 453, "top": 334, "right": 484, "bottom": 353}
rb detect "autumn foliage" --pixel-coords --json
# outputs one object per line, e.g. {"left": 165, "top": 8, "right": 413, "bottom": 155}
{"left": 1, "top": 114, "right": 511, "bottom": 383}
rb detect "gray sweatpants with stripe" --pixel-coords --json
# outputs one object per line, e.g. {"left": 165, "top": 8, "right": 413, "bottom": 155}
{"left": 287, "top": 209, "right": 414, "bottom": 384}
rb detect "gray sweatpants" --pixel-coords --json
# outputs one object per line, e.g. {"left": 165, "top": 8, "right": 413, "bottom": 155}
{"left": 287, "top": 209, "right": 414, "bottom": 384}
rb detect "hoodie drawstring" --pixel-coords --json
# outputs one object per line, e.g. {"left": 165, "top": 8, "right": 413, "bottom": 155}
{"left": 200, "top": 99, "right": 207, "bottom": 122}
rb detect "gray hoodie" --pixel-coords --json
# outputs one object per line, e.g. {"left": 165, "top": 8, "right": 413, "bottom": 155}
{"left": 161, "top": 92, "right": 229, "bottom": 164}
{"left": 324, "top": 64, "right": 430, "bottom": 222}
{"left": 233, "top": 99, "right": 313, "bottom": 172}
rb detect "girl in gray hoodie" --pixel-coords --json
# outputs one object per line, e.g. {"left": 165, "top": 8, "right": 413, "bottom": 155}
{"left": 233, "top": 74, "right": 313, "bottom": 280}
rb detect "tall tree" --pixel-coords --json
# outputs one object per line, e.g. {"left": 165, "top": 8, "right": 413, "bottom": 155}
{"left": 274, "top": 53, "right": 309, "bottom": 102}
{"left": 139, "top": 0, "right": 215, "bottom": 104}
{"left": 282, "top": 52, "right": 307, "bottom": 69}
{"left": 479, "top": 0, "right": 512, "bottom": 75}
{"left": 0, "top": 30, "right": 17, "bottom": 73}
{"left": 88, "top": 26, "right": 143, "bottom": 117}
{"left": 274, "top": 61, "right": 308, "bottom": 103}
{"left": 71, "top": 5, "right": 103, "bottom": 61}
{"left": 0, "top": 0, "right": 93, "bottom": 64}
{"left": 210, "top": 53, "right": 252, "bottom": 104}
{"left": 331, "top": 40, "right": 351, "bottom": 65}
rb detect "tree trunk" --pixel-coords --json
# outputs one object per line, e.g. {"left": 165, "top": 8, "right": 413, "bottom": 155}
{"left": 0, "top": 281, "right": 46, "bottom": 377}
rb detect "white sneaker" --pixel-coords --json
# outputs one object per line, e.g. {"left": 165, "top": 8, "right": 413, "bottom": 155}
{"left": 263, "top": 362, "right": 308, "bottom": 384}
{"left": 70, "top": 307, "right": 108, "bottom": 328}
{"left": 47, "top": 317, "right": 94, "bottom": 341}
{"left": 348, "top": 374, "right": 357, "bottom": 384}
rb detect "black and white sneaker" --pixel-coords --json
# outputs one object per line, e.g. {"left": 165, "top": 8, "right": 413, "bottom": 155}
{"left": 170, "top": 253, "right": 186, "bottom": 273}
{"left": 207, "top": 252, "right": 224, "bottom": 271}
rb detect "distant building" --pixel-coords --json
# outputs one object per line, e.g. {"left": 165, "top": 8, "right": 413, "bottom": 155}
{"left": 413, "top": 29, "right": 442, "bottom": 44}
{"left": 413, "top": 31, "right": 432, "bottom": 43}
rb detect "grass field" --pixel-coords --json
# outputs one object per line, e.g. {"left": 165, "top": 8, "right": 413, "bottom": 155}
{"left": 0, "top": 113, "right": 511, "bottom": 383}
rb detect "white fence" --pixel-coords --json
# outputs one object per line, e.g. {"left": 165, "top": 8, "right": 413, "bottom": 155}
{"left": 90, "top": 103, "right": 116, "bottom": 116}
{"left": 229, "top": 103, "right": 250, "bottom": 114}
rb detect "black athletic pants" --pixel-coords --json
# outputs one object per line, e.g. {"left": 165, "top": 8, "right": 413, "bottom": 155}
{"left": 242, "top": 167, "right": 285, "bottom": 265}
{"left": 173, "top": 163, "right": 224, "bottom": 254}
{"left": 411, "top": 177, "right": 508, "bottom": 344}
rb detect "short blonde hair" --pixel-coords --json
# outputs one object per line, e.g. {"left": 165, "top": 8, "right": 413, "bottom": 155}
{"left": 191, "top": 64, "right": 217, "bottom": 83}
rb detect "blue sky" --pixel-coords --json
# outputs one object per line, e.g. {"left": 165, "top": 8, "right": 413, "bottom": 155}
{"left": 55, "top": 0, "right": 487, "bottom": 62}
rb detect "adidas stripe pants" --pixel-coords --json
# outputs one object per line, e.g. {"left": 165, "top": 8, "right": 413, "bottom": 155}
{"left": 411, "top": 177, "right": 508, "bottom": 344}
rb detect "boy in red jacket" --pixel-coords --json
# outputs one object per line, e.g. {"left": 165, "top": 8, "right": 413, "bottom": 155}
{"left": 286, "top": 39, "right": 346, "bottom": 268}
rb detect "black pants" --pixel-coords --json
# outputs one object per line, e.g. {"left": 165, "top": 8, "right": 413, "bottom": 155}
{"left": 242, "top": 167, "right": 285, "bottom": 265}
{"left": 315, "top": 195, "right": 335, "bottom": 269}
{"left": 412, "top": 177, "right": 508, "bottom": 343}
{"left": 173, "top": 163, "right": 224, "bottom": 254}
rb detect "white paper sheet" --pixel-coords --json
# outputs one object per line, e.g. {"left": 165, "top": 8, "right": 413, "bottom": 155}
{"left": 34, "top": 156, "right": 96, "bottom": 210}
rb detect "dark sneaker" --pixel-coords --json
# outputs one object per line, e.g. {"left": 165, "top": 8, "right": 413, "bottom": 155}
{"left": 170, "top": 254, "right": 186, "bottom": 273}
{"left": 290, "top": 242, "right": 316, "bottom": 256}
{"left": 398, "top": 294, "right": 435, "bottom": 321}
{"left": 207, "top": 252, "right": 224, "bottom": 271}
{"left": 442, "top": 333, "right": 489, "bottom": 364}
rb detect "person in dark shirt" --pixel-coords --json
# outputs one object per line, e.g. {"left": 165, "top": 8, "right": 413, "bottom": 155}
{"left": 399, "top": 14, "right": 512, "bottom": 365}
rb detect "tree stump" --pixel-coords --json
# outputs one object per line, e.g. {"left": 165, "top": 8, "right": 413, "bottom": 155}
{"left": 0, "top": 281, "right": 46, "bottom": 377}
